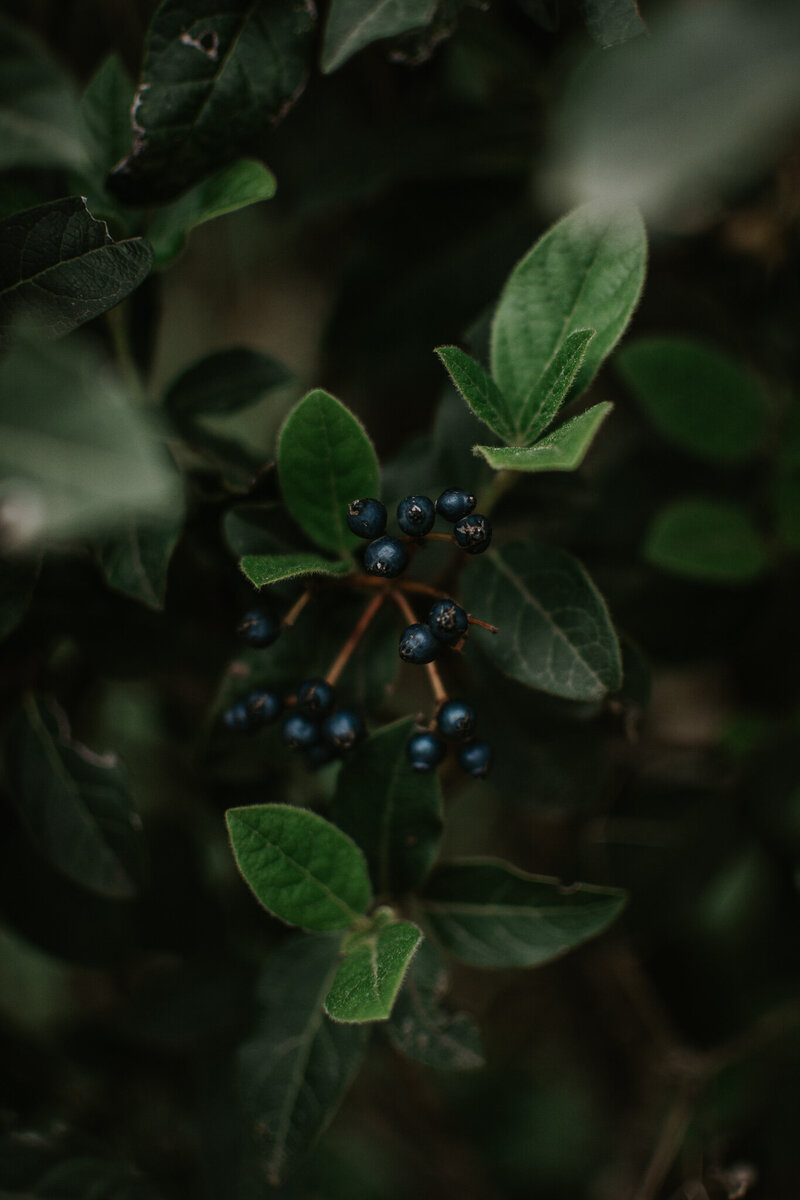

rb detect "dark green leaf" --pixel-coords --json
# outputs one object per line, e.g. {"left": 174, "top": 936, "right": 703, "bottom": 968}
{"left": 239, "top": 935, "right": 368, "bottom": 1186}
{"left": 97, "top": 509, "right": 184, "bottom": 609}
{"left": 435, "top": 345, "right": 515, "bottom": 443}
{"left": 165, "top": 348, "right": 292, "bottom": 421}
{"left": 644, "top": 498, "right": 768, "bottom": 583}
{"left": 581, "top": 0, "right": 645, "bottom": 48}
{"left": 277, "top": 389, "right": 380, "bottom": 556}
{"left": 109, "top": 0, "right": 315, "bottom": 204}
{"left": 518, "top": 328, "right": 596, "bottom": 443}
{"left": 226, "top": 804, "right": 372, "bottom": 931}
{"left": 418, "top": 859, "right": 627, "bottom": 968}
{"left": 331, "top": 717, "right": 443, "bottom": 895}
{"left": 386, "top": 939, "right": 485, "bottom": 1069}
{"left": 240, "top": 553, "right": 352, "bottom": 588}
{"left": 324, "top": 917, "right": 422, "bottom": 1023}
{"left": 0, "top": 198, "right": 153, "bottom": 347}
{"left": 617, "top": 337, "right": 769, "bottom": 463}
{"left": 0, "top": 555, "right": 39, "bottom": 641}
{"left": 4, "top": 695, "right": 145, "bottom": 900}
{"left": 28, "top": 1157, "right": 161, "bottom": 1199}
{"left": 73, "top": 55, "right": 138, "bottom": 232}
{"left": 461, "top": 541, "right": 622, "bottom": 700}
{"left": 0, "top": 16, "right": 85, "bottom": 172}
{"left": 322, "top": 0, "right": 438, "bottom": 73}
{"left": 474, "top": 402, "right": 612, "bottom": 472}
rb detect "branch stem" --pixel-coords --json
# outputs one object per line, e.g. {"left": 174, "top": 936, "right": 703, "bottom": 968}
{"left": 390, "top": 589, "right": 448, "bottom": 706}
{"left": 325, "top": 591, "right": 386, "bottom": 687}
{"left": 281, "top": 587, "right": 313, "bottom": 628}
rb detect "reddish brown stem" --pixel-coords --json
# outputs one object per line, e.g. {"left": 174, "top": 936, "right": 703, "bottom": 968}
{"left": 468, "top": 614, "right": 498, "bottom": 634}
{"left": 281, "top": 587, "right": 313, "bottom": 628}
{"left": 390, "top": 589, "right": 448, "bottom": 706}
{"left": 325, "top": 591, "right": 386, "bottom": 687}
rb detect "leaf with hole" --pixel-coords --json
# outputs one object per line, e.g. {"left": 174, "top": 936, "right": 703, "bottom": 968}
{"left": 324, "top": 917, "right": 423, "bottom": 1023}
{"left": 474, "top": 402, "right": 612, "bottom": 472}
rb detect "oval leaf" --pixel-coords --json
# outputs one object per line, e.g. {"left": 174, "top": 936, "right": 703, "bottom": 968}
{"left": 278, "top": 389, "right": 380, "bottom": 556}
{"left": 461, "top": 541, "right": 622, "bottom": 700}
{"left": 322, "top": 0, "right": 438, "bottom": 73}
{"left": 386, "top": 939, "right": 485, "bottom": 1070}
{"left": 474, "top": 402, "right": 612, "bottom": 472}
{"left": 164, "top": 347, "right": 291, "bottom": 422}
{"left": 226, "top": 804, "right": 372, "bottom": 931}
{"left": 240, "top": 553, "right": 353, "bottom": 588}
{"left": 418, "top": 860, "right": 627, "bottom": 968}
{"left": 324, "top": 919, "right": 423, "bottom": 1023}
{"left": 644, "top": 497, "right": 768, "bottom": 583}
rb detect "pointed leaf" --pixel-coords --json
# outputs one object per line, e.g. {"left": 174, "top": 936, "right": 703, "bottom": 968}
{"left": 97, "top": 509, "right": 184, "bottom": 609}
{"left": 490, "top": 204, "right": 646, "bottom": 435}
{"left": 324, "top": 919, "right": 422, "bottom": 1023}
{"left": 4, "top": 695, "right": 145, "bottom": 899}
{"left": 239, "top": 935, "right": 368, "bottom": 1186}
{"left": 644, "top": 498, "right": 768, "bottom": 583}
{"left": 278, "top": 389, "right": 380, "bottom": 556}
{"left": 322, "top": 0, "right": 438, "bottom": 73}
{"left": 419, "top": 860, "right": 627, "bottom": 968}
{"left": 474, "top": 402, "right": 612, "bottom": 473}
{"left": 518, "top": 328, "right": 596, "bottom": 442}
{"left": 226, "top": 804, "right": 372, "bottom": 931}
{"left": 581, "top": 0, "right": 645, "bottom": 48}
{"left": 435, "top": 345, "right": 515, "bottom": 442}
{"left": 331, "top": 716, "right": 443, "bottom": 895}
{"left": 386, "top": 939, "right": 485, "bottom": 1069}
{"left": 462, "top": 541, "right": 621, "bottom": 700}
{"left": 73, "top": 55, "right": 138, "bottom": 231}
{"left": 240, "top": 553, "right": 353, "bottom": 587}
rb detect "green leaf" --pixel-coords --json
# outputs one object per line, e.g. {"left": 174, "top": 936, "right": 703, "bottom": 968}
{"left": 617, "top": 337, "right": 769, "bottom": 463}
{"left": 0, "top": 198, "right": 153, "bottom": 347}
{"left": 0, "top": 335, "right": 179, "bottom": 548}
{"left": 240, "top": 553, "right": 353, "bottom": 588}
{"left": 239, "top": 935, "right": 368, "bottom": 1186}
{"left": 322, "top": 0, "right": 438, "bottom": 73}
{"left": 148, "top": 159, "right": 277, "bottom": 268}
{"left": 490, "top": 204, "right": 646, "bottom": 435}
{"left": 331, "top": 717, "right": 443, "bottom": 895}
{"left": 644, "top": 498, "right": 768, "bottom": 583}
{"left": 518, "top": 328, "right": 596, "bottom": 443}
{"left": 4, "top": 695, "right": 146, "bottom": 900}
{"left": 226, "top": 804, "right": 372, "bottom": 931}
{"left": 386, "top": 939, "right": 485, "bottom": 1069}
{"left": 461, "top": 541, "right": 622, "bottom": 700}
{"left": 109, "top": 0, "right": 315, "bottom": 205}
{"left": 164, "top": 346, "right": 292, "bottom": 418}
{"left": 418, "top": 860, "right": 626, "bottom": 968}
{"left": 474, "top": 402, "right": 612, "bottom": 473}
{"left": 278, "top": 389, "right": 380, "bottom": 556}
{"left": 324, "top": 918, "right": 423, "bottom": 1023}
{"left": 73, "top": 55, "right": 138, "bottom": 232}
{"left": 0, "top": 555, "right": 39, "bottom": 642}
{"left": 434, "top": 345, "right": 515, "bottom": 443}
{"left": 581, "top": 0, "right": 645, "bottom": 48}
{"left": 97, "top": 510, "right": 184, "bottom": 610}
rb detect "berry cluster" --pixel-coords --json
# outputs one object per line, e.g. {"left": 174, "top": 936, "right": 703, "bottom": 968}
{"left": 407, "top": 700, "right": 492, "bottom": 778}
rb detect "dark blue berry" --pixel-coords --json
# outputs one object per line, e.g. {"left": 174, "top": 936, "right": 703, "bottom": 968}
{"left": 458, "top": 739, "right": 492, "bottom": 778}
{"left": 428, "top": 599, "right": 469, "bottom": 644}
{"left": 321, "top": 709, "right": 364, "bottom": 752}
{"left": 399, "top": 623, "right": 439, "bottom": 664}
{"left": 304, "top": 742, "right": 339, "bottom": 771}
{"left": 363, "top": 535, "right": 409, "bottom": 578}
{"left": 296, "top": 678, "right": 336, "bottom": 718}
{"left": 245, "top": 688, "right": 282, "bottom": 725}
{"left": 347, "top": 498, "right": 387, "bottom": 539}
{"left": 436, "top": 488, "right": 476, "bottom": 522}
{"left": 437, "top": 700, "right": 476, "bottom": 741}
{"left": 406, "top": 731, "right": 446, "bottom": 772}
{"left": 396, "top": 495, "right": 435, "bottom": 537}
{"left": 282, "top": 712, "right": 320, "bottom": 750}
{"left": 222, "top": 699, "right": 256, "bottom": 731}
{"left": 453, "top": 513, "right": 492, "bottom": 555}
{"left": 237, "top": 608, "right": 280, "bottom": 647}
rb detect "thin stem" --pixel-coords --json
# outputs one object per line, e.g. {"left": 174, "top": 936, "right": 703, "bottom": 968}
{"left": 390, "top": 589, "right": 448, "bottom": 706}
{"left": 281, "top": 587, "right": 313, "bottom": 628}
{"left": 398, "top": 532, "right": 454, "bottom": 544}
{"left": 468, "top": 614, "right": 498, "bottom": 634}
{"left": 480, "top": 468, "right": 516, "bottom": 517}
{"left": 325, "top": 591, "right": 386, "bottom": 687}
{"left": 397, "top": 580, "right": 447, "bottom": 599}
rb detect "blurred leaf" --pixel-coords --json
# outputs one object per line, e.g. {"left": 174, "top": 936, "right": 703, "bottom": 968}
{"left": 331, "top": 717, "right": 444, "bottom": 895}
{"left": 240, "top": 552, "right": 352, "bottom": 587}
{"left": 278, "top": 389, "right": 380, "bottom": 556}
{"left": 386, "top": 939, "right": 485, "bottom": 1069}
{"left": 644, "top": 497, "right": 769, "bottom": 583}
{"left": 29, "top": 1157, "right": 162, "bottom": 1198}
{"left": 474, "top": 402, "right": 612, "bottom": 472}
{"left": 97, "top": 509, "right": 184, "bottom": 609}
{"left": 418, "top": 860, "right": 626, "bottom": 968}
{"left": 4, "top": 695, "right": 145, "bottom": 900}
{"left": 321, "top": 0, "right": 438, "bottom": 73}
{"left": 435, "top": 346, "right": 515, "bottom": 443}
{"left": 581, "top": 0, "right": 645, "bottom": 48}
{"left": 0, "top": 16, "right": 86, "bottom": 172}
{"left": 0, "top": 554, "right": 39, "bottom": 641}
{"left": 490, "top": 204, "right": 646, "bottom": 431}
{"left": 165, "top": 348, "right": 292, "bottom": 421}
{"left": 0, "top": 198, "right": 153, "bottom": 347}
{"left": 324, "top": 917, "right": 422, "bottom": 1022}
{"left": 774, "top": 467, "right": 800, "bottom": 551}
{"left": 109, "top": 0, "right": 315, "bottom": 204}
{"left": 617, "top": 338, "right": 768, "bottom": 463}
{"left": 239, "top": 935, "right": 368, "bottom": 1186}
{"left": 73, "top": 55, "right": 138, "bottom": 232}
{"left": 226, "top": 804, "right": 372, "bottom": 930}
{"left": 517, "top": 0, "right": 560, "bottom": 33}
{"left": 461, "top": 541, "right": 622, "bottom": 700}
{"left": 0, "top": 335, "right": 179, "bottom": 548}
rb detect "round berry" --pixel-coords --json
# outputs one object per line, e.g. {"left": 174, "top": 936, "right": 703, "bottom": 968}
{"left": 321, "top": 709, "right": 364, "bottom": 752}
{"left": 399, "top": 623, "right": 439, "bottom": 664}
{"left": 237, "top": 608, "right": 280, "bottom": 648}
{"left": 436, "top": 488, "right": 476, "bottom": 522}
{"left": 453, "top": 513, "right": 492, "bottom": 555}
{"left": 406, "top": 731, "right": 446, "bottom": 772}
{"left": 363, "top": 535, "right": 409, "bottom": 578}
{"left": 347, "top": 498, "right": 387, "bottom": 539}
{"left": 458, "top": 739, "right": 492, "bottom": 778}
{"left": 437, "top": 699, "right": 476, "bottom": 741}
{"left": 428, "top": 599, "right": 469, "bottom": 644}
{"left": 296, "top": 678, "right": 336, "bottom": 718}
{"left": 222, "top": 699, "right": 256, "bottom": 731}
{"left": 396, "top": 495, "right": 435, "bottom": 537}
{"left": 245, "top": 688, "right": 282, "bottom": 725}
{"left": 282, "top": 712, "right": 320, "bottom": 750}
{"left": 304, "top": 742, "right": 339, "bottom": 771}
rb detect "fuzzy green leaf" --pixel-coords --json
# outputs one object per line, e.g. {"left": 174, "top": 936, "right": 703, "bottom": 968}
{"left": 240, "top": 553, "right": 353, "bottom": 587}
{"left": 322, "top": 0, "right": 438, "bottom": 73}
{"left": 278, "top": 389, "right": 380, "bottom": 556}
{"left": 434, "top": 345, "right": 515, "bottom": 443}
{"left": 644, "top": 498, "right": 768, "bottom": 583}
{"left": 461, "top": 541, "right": 621, "bottom": 700}
{"left": 386, "top": 939, "right": 485, "bottom": 1070}
{"left": 474, "top": 402, "right": 612, "bottom": 472}
{"left": 97, "top": 510, "right": 184, "bottom": 610}
{"left": 419, "top": 860, "right": 626, "bottom": 968}
{"left": 518, "top": 328, "right": 596, "bottom": 442}
{"left": 226, "top": 804, "right": 372, "bottom": 931}
{"left": 324, "top": 919, "right": 423, "bottom": 1023}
